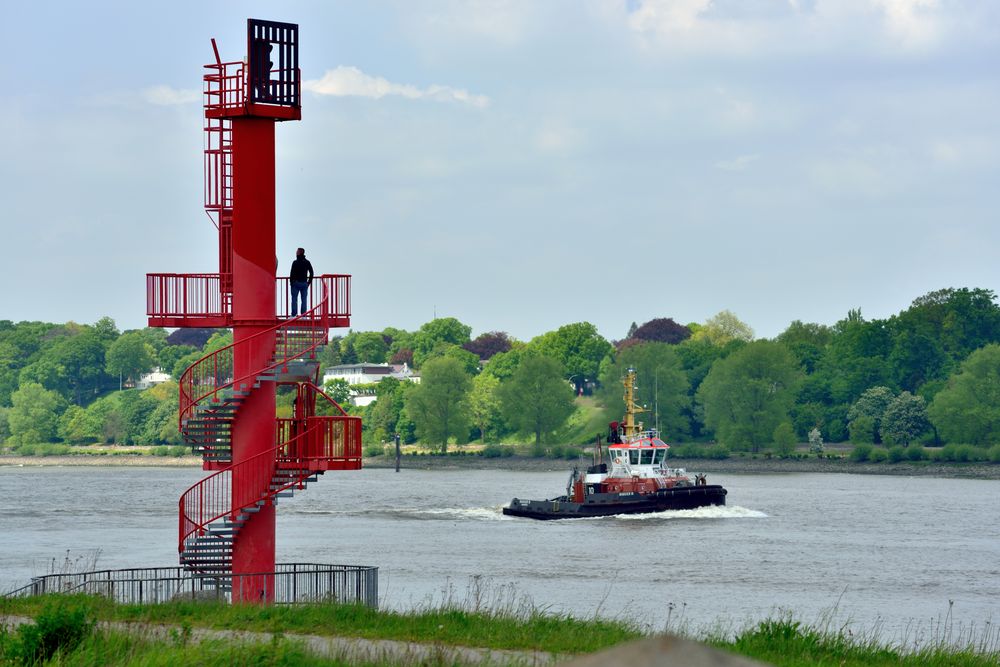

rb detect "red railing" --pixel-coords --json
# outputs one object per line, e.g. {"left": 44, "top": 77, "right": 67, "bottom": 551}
{"left": 203, "top": 58, "right": 301, "bottom": 120}
{"left": 276, "top": 381, "right": 359, "bottom": 463}
{"left": 146, "top": 274, "right": 350, "bottom": 326}
{"left": 147, "top": 273, "right": 227, "bottom": 320}
{"left": 276, "top": 415, "right": 362, "bottom": 464}
{"left": 178, "top": 300, "right": 328, "bottom": 430}
{"left": 275, "top": 275, "right": 351, "bottom": 324}
{"left": 204, "top": 60, "right": 246, "bottom": 114}
{"left": 204, "top": 118, "right": 233, "bottom": 212}
{"left": 178, "top": 415, "right": 361, "bottom": 552}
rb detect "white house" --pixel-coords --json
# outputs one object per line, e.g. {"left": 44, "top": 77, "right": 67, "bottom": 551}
{"left": 322, "top": 362, "right": 420, "bottom": 386}
{"left": 136, "top": 367, "right": 171, "bottom": 390}
{"left": 322, "top": 363, "right": 420, "bottom": 407}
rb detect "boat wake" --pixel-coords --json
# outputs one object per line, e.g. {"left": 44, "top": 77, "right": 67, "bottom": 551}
{"left": 290, "top": 506, "right": 510, "bottom": 521}
{"left": 395, "top": 506, "right": 509, "bottom": 521}
{"left": 613, "top": 505, "right": 767, "bottom": 520}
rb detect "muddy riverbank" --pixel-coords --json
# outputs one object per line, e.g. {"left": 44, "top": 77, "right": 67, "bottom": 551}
{"left": 3, "top": 453, "right": 998, "bottom": 479}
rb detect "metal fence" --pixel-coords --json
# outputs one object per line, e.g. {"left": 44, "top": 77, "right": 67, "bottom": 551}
{"left": 5, "top": 563, "right": 377, "bottom": 607}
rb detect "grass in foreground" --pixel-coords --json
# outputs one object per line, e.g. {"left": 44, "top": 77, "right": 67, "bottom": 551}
{"left": 1, "top": 594, "right": 639, "bottom": 655}
{"left": 709, "top": 617, "right": 1000, "bottom": 667}
{"left": 4, "top": 596, "right": 999, "bottom": 667}
{"left": 2, "top": 623, "right": 394, "bottom": 666}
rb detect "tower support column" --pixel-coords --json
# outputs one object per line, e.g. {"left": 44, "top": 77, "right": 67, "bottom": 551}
{"left": 230, "top": 116, "right": 278, "bottom": 602}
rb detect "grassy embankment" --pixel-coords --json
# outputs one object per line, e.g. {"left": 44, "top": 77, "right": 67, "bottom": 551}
{"left": 2, "top": 595, "right": 998, "bottom": 667}
{"left": 0, "top": 443, "right": 195, "bottom": 459}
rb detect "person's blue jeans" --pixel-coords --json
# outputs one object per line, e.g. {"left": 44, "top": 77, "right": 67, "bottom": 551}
{"left": 290, "top": 281, "right": 310, "bottom": 316}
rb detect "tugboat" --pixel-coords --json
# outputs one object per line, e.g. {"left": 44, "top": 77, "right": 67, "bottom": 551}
{"left": 503, "top": 369, "right": 727, "bottom": 520}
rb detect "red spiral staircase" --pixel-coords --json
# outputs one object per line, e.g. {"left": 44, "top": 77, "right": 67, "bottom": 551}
{"left": 145, "top": 20, "right": 362, "bottom": 599}
{"left": 175, "top": 292, "right": 361, "bottom": 586}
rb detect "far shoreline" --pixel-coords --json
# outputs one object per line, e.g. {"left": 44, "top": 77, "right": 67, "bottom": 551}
{"left": 2, "top": 453, "right": 999, "bottom": 480}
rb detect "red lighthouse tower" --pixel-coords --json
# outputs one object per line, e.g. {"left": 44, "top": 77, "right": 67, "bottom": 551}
{"left": 146, "top": 19, "right": 361, "bottom": 602}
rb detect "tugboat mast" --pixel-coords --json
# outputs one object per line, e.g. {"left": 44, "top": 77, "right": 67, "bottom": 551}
{"left": 621, "top": 368, "right": 647, "bottom": 439}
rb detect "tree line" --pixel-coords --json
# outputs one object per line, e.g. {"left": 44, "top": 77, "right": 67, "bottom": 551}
{"left": 3, "top": 286, "right": 1000, "bottom": 453}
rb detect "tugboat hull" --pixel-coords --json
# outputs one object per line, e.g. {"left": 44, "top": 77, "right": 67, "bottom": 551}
{"left": 502, "top": 485, "right": 727, "bottom": 520}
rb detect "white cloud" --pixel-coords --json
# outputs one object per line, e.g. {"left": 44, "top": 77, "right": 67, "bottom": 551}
{"left": 534, "top": 122, "right": 583, "bottom": 154}
{"left": 418, "top": 0, "right": 537, "bottom": 45}
{"left": 627, "top": 0, "right": 712, "bottom": 33}
{"left": 808, "top": 154, "right": 895, "bottom": 198}
{"left": 870, "top": 0, "right": 941, "bottom": 48}
{"left": 621, "top": 0, "right": 951, "bottom": 54}
{"left": 142, "top": 85, "right": 199, "bottom": 106}
{"left": 715, "top": 154, "right": 760, "bottom": 171}
{"left": 304, "top": 66, "right": 489, "bottom": 108}
{"left": 927, "top": 137, "right": 997, "bottom": 168}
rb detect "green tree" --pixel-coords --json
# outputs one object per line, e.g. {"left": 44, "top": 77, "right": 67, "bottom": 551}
{"left": 106, "top": 332, "right": 156, "bottom": 385}
{"left": 92, "top": 316, "right": 120, "bottom": 344}
{"left": 530, "top": 322, "right": 612, "bottom": 392}
{"left": 58, "top": 405, "right": 101, "bottom": 444}
{"left": 811, "top": 310, "right": 894, "bottom": 407}
{"left": 322, "top": 378, "right": 352, "bottom": 406}
{"left": 441, "top": 344, "right": 480, "bottom": 374}
{"left": 8, "top": 382, "right": 66, "bottom": 444}
{"left": 468, "top": 373, "right": 502, "bottom": 442}
{"left": 887, "top": 329, "right": 947, "bottom": 393}
{"left": 0, "top": 343, "right": 22, "bottom": 407}
{"left": 18, "top": 357, "right": 65, "bottom": 391}
{"left": 481, "top": 344, "right": 532, "bottom": 382}
{"left": 52, "top": 326, "right": 112, "bottom": 403}
{"left": 777, "top": 320, "right": 832, "bottom": 373}
{"left": 848, "top": 414, "right": 876, "bottom": 444}
{"left": 82, "top": 393, "right": 124, "bottom": 443}
{"left": 139, "top": 384, "right": 182, "bottom": 445}
{"left": 365, "top": 377, "right": 411, "bottom": 444}
{"left": 674, "top": 337, "right": 744, "bottom": 438}
{"left": 881, "top": 391, "right": 929, "bottom": 446}
{"left": 412, "top": 318, "right": 473, "bottom": 367}
{"left": 405, "top": 357, "right": 471, "bottom": 451}
{"left": 117, "top": 390, "right": 158, "bottom": 444}
{"left": 498, "top": 356, "right": 575, "bottom": 447}
{"left": 18, "top": 327, "right": 111, "bottom": 404}
{"left": 772, "top": 421, "right": 797, "bottom": 457}
{"left": 321, "top": 335, "right": 344, "bottom": 369}
{"left": 0, "top": 321, "right": 57, "bottom": 405}
{"left": 382, "top": 327, "right": 415, "bottom": 356}
{"left": 904, "top": 288, "right": 1000, "bottom": 362}
{"left": 0, "top": 406, "right": 10, "bottom": 442}
{"left": 928, "top": 344, "right": 1000, "bottom": 444}
{"left": 697, "top": 341, "right": 802, "bottom": 452}
{"left": 157, "top": 345, "right": 197, "bottom": 377}
{"left": 691, "top": 310, "right": 755, "bottom": 346}
{"left": 846, "top": 386, "right": 895, "bottom": 443}
{"left": 348, "top": 331, "right": 389, "bottom": 363}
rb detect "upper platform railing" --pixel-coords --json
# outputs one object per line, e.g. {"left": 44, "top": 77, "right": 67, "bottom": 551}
{"left": 146, "top": 273, "right": 350, "bottom": 328}
{"left": 204, "top": 59, "right": 300, "bottom": 121}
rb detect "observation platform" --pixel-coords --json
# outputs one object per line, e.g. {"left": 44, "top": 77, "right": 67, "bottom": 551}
{"left": 146, "top": 273, "right": 350, "bottom": 328}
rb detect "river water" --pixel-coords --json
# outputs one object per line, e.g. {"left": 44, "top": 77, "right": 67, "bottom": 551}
{"left": 2, "top": 465, "right": 998, "bottom": 643}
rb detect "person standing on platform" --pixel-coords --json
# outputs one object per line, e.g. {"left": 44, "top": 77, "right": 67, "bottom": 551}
{"left": 289, "top": 247, "right": 314, "bottom": 317}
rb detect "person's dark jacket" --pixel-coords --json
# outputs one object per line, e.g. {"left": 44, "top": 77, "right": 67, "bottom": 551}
{"left": 290, "top": 256, "right": 314, "bottom": 284}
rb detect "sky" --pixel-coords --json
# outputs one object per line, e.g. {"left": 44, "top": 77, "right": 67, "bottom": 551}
{"left": 2, "top": 1, "right": 998, "bottom": 343}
